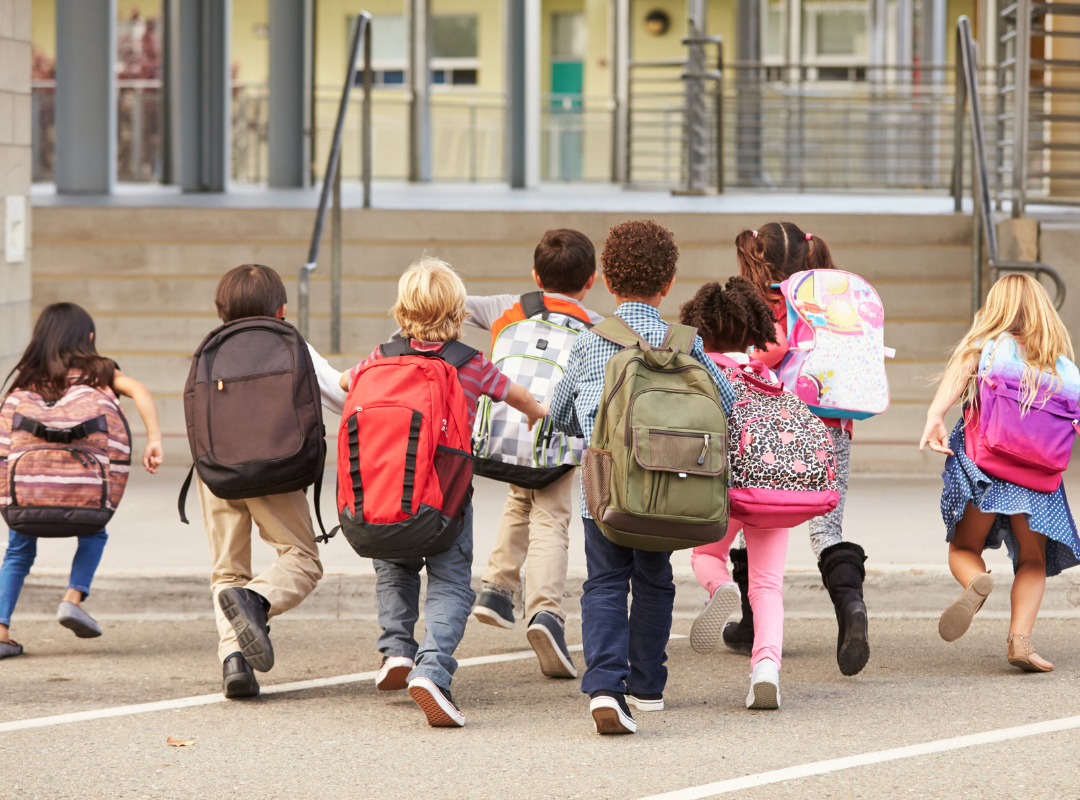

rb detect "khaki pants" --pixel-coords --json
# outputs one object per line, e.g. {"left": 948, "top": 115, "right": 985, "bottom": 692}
{"left": 197, "top": 477, "right": 323, "bottom": 662}
{"left": 480, "top": 468, "right": 576, "bottom": 622}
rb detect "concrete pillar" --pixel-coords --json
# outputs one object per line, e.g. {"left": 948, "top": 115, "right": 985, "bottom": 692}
{"left": 611, "top": 0, "right": 630, "bottom": 183}
{"left": 736, "top": 0, "right": 763, "bottom": 184}
{"left": 506, "top": 0, "right": 542, "bottom": 188}
{"left": 896, "top": 0, "right": 914, "bottom": 71}
{"left": 161, "top": 0, "right": 182, "bottom": 185}
{"left": 869, "top": 0, "right": 887, "bottom": 80}
{"left": 55, "top": 0, "right": 116, "bottom": 194}
{"left": 409, "top": 0, "right": 431, "bottom": 182}
{"left": 268, "top": 0, "right": 314, "bottom": 188}
{"left": 179, "top": 0, "right": 231, "bottom": 192}
{"left": 920, "top": 0, "right": 947, "bottom": 83}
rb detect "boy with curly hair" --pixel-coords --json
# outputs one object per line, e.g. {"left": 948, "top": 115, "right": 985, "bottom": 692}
{"left": 550, "top": 220, "right": 736, "bottom": 734}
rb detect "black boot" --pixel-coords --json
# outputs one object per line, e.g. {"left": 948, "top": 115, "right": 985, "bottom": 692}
{"left": 819, "top": 542, "right": 870, "bottom": 676}
{"left": 222, "top": 652, "right": 260, "bottom": 699}
{"left": 721, "top": 548, "right": 754, "bottom": 656}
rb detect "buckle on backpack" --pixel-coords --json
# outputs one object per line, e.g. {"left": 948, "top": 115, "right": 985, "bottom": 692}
{"left": 42, "top": 426, "right": 75, "bottom": 444}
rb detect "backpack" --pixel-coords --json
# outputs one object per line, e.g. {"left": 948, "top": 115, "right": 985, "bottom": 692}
{"left": 777, "top": 270, "right": 893, "bottom": 419}
{"left": 580, "top": 317, "right": 729, "bottom": 552}
{"left": 178, "top": 316, "right": 327, "bottom": 532}
{"left": 964, "top": 335, "right": 1080, "bottom": 492}
{"left": 712, "top": 354, "right": 839, "bottom": 527}
{"left": 335, "top": 339, "right": 477, "bottom": 559}
{"left": 473, "top": 292, "right": 593, "bottom": 490}
{"left": 0, "top": 384, "right": 132, "bottom": 537}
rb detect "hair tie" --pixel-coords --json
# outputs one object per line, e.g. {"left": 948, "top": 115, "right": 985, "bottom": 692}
{"left": 805, "top": 233, "right": 813, "bottom": 241}
{"left": 751, "top": 230, "right": 758, "bottom": 238}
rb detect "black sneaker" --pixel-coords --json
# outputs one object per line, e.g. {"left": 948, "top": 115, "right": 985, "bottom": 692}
{"left": 218, "top": 587, "right": 274, "bottom": 672}
{"left": 526, "top": 611, "right": 577, "bottom": 678}
{"left": 472, "top": 586, "right": 515, "bottom": 629}
{"left": 590, "top": 690, "right": 636, "bottom": 734}
{"left": 408, "top": 677, "right": 465, "bottom": 727}
{"left": 222, "top": 652, "right": 260, "bottom": 699}
{"left": 626, "top": 691, "right": 664, "bottom": 712}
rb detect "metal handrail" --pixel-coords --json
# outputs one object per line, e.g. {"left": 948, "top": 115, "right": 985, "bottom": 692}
{"left": 951, "top": 16, "right": 1065, "bottom": 313}
{"left": 298, "top": 12, "right": 372, "bottom": 344}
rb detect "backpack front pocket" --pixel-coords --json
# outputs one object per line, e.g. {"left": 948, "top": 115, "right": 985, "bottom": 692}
{"left": 633, "top": 427, "right": 726, "bottom": 476}
{"left": 629, "top": 427, "right": 726, "bottom": 523}
{"left": 9, "top": 447, "right": 107, "bottom": 510}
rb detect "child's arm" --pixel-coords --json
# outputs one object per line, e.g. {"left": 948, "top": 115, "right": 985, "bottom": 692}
{"left": 464, "top": 295, "right": 518, "bottom": 332}
{"left": 919, "top": 355, "right": 977, "bottom": 456}
{"left": 112, "top": 372, "right": 163, "bottom": 474}
{"left": 307, "top": 345, "right": 348, "bottom": 415}
{"left": 504, "top": 382, "right": 549, "bottom": 431}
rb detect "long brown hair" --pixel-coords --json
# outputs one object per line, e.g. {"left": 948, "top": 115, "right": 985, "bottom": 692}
{"left": 735, "top": 222, "right": 836, "bottom": 302}
{"left": 4, "top": 303, "right": 116, "bottom": 402}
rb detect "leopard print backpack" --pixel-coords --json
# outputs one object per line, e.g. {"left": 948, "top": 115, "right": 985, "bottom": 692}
{"left": 712, "top": 354, "right": 839, "bottom": 527}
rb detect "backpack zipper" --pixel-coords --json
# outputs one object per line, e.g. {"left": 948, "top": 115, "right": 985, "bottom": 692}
{"left": 623, "top": 387, "right": 724, "bottom": 445}
{"left": 698, "top": 434, "right": 710, "bottom": 465}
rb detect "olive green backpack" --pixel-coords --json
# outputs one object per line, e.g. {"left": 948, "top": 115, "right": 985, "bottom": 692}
{"left": 581, "top": 316, "right": 729, "bottom": 551}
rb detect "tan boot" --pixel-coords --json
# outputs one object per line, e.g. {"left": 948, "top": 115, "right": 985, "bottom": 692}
{"left": 1007, "top": 634, "right": 1054, "bottom": 673}
{"left": 939, "top": 572, "right": 994, "bottom": 642}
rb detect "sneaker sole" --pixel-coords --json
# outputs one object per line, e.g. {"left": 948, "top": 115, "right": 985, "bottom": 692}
{"left": 408, "top": 679, "right": 465, "bottom": 728}
{"left": 376, "top": 664, "right": 412, "bottom": 692}
{"left": 747, "top": 681, "right": 780, "bottom": 710}
{"left": 219, "top": 592, "right": 274, "bottom": 672}
{"left": 690, "top": 585, "right": 741, "bottom": 655}
{"left": 627, "top": 696, "right": 665, "bottom": 712}
{"left": 57, "top": 615, "right": 102, "bottom": 639}
{"left": 473, "top": 606, "right": 515, "bottom": 630}
{"left": 526, "top": 624, "right": 578, "bottom": 679}
{"left": 591, "top": 705, "right": 637, "bottom": 734}
{"left": 939, "top": 573, "right": 994, "bottom": 643}
{"left": 838, "top": 607, "right": 870, "bottom": 676}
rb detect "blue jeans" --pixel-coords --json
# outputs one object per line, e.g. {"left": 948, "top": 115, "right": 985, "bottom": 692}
{"left": 0, "top": 529, "right": 109, "bottom": 627}
{"left": 580, "top": 517, "right": 674, "bottom": 697}
{"left": 373, "top": 504, "right": 475, "bottom": 691}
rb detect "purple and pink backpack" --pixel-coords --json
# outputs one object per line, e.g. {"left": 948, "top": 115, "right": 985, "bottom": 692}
{"left": 712, "top": 354, "right": 839, "bottom": 527}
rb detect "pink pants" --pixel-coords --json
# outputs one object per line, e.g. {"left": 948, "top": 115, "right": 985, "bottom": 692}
{"left": 690, "top": 519, "right": 789, "bottom": 669}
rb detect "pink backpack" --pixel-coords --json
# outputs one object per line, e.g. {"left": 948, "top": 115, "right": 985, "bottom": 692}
{"left": 0, "top": 385, "right": 132, "bottom": 537}
{"left": 712, "top": 354, "right": 839, "bottom": 527}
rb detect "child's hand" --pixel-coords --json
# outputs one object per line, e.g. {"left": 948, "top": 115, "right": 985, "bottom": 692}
{"left": 526, "top": 402, "right": 550, "bottom": 431}
{"left": 919, "top": 415, "right": 953, "bottom": 456}
{"left": 142, "top": 440, "right": 164, "bottom": 474}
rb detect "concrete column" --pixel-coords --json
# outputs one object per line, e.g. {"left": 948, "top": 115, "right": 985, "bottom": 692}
{"left": 179, "top": 0, "right": 231, "bottom": 192}
{"left": 869, "top": 0, "right": 887, "bottom": 80}
{"left": 920, "top": 0, "right": 947, "bottom": 83}
{"left": 896, "top": 0, "right": 914, "bottom": 71}
{"left": 409, "top": 0, "right": 431, "bottom": 182}
{"left": 736, "top": 0, "right": 763, "bottom": 184}
{"left": 506, "top": 0, "right": 542, "bottom": 188}
{"left": 268, "top": 0, "right": 314, "bottom": 188}
{"left": 55, "top": 0, "right": 116, "bottom": 194}
{"left": 611, "top": 0, "right": 630, "bottom": 183}
{"left": 161, "top": 0, "right": 182, "bottom": 184}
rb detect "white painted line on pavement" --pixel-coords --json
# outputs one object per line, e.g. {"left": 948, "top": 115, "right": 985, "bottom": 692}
{"left": 0, "top": 635, "right": 687, "bottom": 735}
{"left": 635, "top": 713, "right": 1080, "bottom": 800}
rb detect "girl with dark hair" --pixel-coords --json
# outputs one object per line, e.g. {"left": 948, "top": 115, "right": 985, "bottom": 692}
{"left": 724, "top": 222, "right": 870, "bottom": 679}
{"left": 0, "top": 303, "right": 163, "bottom": 659}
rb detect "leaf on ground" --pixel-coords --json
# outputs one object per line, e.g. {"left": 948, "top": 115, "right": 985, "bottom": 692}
{"left": 166, "top": 737, "right": 195, "bottom": 747}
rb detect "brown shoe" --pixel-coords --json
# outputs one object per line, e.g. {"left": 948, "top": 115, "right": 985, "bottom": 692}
{"left": 939, "top": 572, "right": 994, "bottom": 642}
{"left": 1007, "top": 634, "right": 1054, "bottom": 673}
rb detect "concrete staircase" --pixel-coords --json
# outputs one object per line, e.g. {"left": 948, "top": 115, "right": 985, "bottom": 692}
{"left": 31, "top": 204, "right": 973, "bottom": 473}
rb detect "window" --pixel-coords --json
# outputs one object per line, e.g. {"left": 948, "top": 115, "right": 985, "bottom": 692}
{"left": 432, "top": 15, "right": 478, "bottom": 59}
{"left": 353, "top": 13, "right": 479, "bottom": 88}
{"left": 802, "top": 2, "right": 868, "bottom": 63}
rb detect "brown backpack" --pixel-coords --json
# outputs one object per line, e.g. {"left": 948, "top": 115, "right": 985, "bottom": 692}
{"left": 178, "top": 317, "right": 327, "bottom": 532}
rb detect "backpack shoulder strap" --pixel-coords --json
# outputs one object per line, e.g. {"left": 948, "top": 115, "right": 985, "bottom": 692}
{"left": 592, "top": 316, "right": 650, "bottom": 350}
{"left": 520, "top": 291, "right": 548, "bottom": 321}
{"left": 437, "top": 340, "right": 480, "bottom": 369}
{"left": 663, "top": 323, "right": 698, "bottom": 355}
{"left": 379, "top": 339, "right": 413, "bottom": 358}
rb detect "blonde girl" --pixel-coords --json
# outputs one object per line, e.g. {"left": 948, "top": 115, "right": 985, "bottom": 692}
{"left": 920, "top": 273, "right": 1080, "bottom": 672}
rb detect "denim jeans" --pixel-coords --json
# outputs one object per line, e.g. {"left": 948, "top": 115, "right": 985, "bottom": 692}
{"left": 580, "top": 517, "right": 674, "bottom": 697}
{"left": 0, "top": 529, "right": 109, "bottom": 627}
{"left": 373, "top": 504, "right": 475, "bottom": 691}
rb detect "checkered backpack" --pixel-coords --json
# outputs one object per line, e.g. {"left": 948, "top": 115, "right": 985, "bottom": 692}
{"left": 472, "top": 292, "right": 593, "bottom": 489}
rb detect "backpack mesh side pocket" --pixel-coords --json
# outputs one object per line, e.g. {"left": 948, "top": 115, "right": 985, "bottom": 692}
{"left": 582, "top": 447, "right": 612, "bottom": 519}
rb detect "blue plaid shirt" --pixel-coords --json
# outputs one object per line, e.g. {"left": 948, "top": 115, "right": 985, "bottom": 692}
{"left": 550, "top": 302, "right": 736, "bottom": 518}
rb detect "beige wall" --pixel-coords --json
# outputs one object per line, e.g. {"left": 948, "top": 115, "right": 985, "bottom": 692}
{"left": 0, "top": 0, "right": 32, "bottom": 378}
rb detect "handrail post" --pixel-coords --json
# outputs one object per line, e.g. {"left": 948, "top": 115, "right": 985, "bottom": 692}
{"left": 972, "top": 124, "right": 983, "bottom": 316}
{"left": 362, "top": 17, "right": 373, "bottom": 209}
{"left": 1011, "top": 0, "right": 1031, "bottom": 218}
{"left": 331, "top": 164, "right": 342, "bottom": 353}
{"left": 952, "top": 23, "right": 966, "bottom": 212}
{"left": 716, "top": 39, "right": 724, "bottom": 193}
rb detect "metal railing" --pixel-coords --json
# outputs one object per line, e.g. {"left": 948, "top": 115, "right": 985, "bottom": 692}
{"left": 952, "top": 15, "right": 1065, "bottom": 313}
{"left": 298, "top": 11, "right": 371, "bottom": 347}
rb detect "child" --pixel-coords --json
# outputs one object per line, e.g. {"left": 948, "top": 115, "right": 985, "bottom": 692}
{"left": 550, "top": 220, "right": 736, "bottom": 734}
{"left": 198, "top": 264, "right": 346, "bottom": 699}
{"left": 468, "top": 228, "right": 603, "bottom": 679}
{"left": 0, "top": 302, "right": 163, "bottom": 658}
{"left": 920, "top": 273, "right": 1080, "bottom": 671}
{"left": 342, "top": 257, "right": 548, "bottom": 728}
{"left": 729, "top": 222, "right": 870, "bottom": 678}
{"left": 679, "top": 278, "right": 789, "bottom": 709}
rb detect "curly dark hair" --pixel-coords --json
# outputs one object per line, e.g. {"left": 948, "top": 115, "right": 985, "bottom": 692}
{"left": 678, "top": 276, "right": 778, "bottom": 353}
{"left": 600, "top": 220, "right": 680, "bottom": 298}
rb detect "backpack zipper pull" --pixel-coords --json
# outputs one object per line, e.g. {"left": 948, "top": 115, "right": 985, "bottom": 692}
{"left": 698, "top": 433, "right": 710, "bottom": 465}
{"left": 218, "top": 380, "right": 224, "bottom": 391}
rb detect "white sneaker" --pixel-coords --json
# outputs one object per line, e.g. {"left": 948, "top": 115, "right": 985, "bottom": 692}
{"left": 690, "top": 581, "right": 741, "bottom": 654}
{"left": 376, "top": 655, "right": 414, "bottom": 691}
{"left": 746, "top": 658, "right": 780, "bottom": 710}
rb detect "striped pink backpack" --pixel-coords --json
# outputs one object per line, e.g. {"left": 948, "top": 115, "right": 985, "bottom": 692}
{"left": 711, "top": 354, "right": 839, "bottom": 527}
{"left": 0, "top": 384, "right": 132, "bottom": 537}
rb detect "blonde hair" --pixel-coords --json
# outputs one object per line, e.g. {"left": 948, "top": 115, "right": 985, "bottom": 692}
{"left": 391, "top": 256, "right": 469, "bottom": 342}
{"left": 944, "top": 273, "right": 1073, "bottom": 410}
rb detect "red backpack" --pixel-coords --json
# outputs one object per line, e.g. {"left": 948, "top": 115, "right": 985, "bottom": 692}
{"left": 333, "top": 340, "right": 476, "bottom": 559}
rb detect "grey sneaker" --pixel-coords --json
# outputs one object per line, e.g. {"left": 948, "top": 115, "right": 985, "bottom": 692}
{"left": 473, "top": 586, "right": 515, "bottom": 629}
{"left": 526, "top": 611, "right": 577, "bottom": 678}
{"left": 0, "top": 639, "right": 23, "bottom": 659}
{"left": 57, "top": 601, "right": 102, "bottom": 638}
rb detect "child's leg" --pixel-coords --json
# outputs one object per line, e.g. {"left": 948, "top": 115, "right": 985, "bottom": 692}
{"left": 245, "top": 491, "right": 324, "bottom": 615}
{"left": 579, "top": 517, "right": 635, "bottom": 696}
{"left": 66, "top": 530, "right": 109, "bottom": 604}
{"left": 808, "top": 430, "right": 850, "bottom": 558}
{"left": 0, "top": 531, "right": 37, "bottom": 639}
{"left": 410, "top": 504, "right": 476, "bottom": 689}
{"left": 522, "top": 468, "right": 575, "bottom": 621}
{"left": 1007, "top": 513, "right": 1048, "bottom": 637}
{"left": 480, "top": 484, "right": 532, "bottom": 596}
{"left": 949, "top": 503, "right": 997, "bottom": 587}
{"left": 373, "top": 557, "right": 424, "bottom": 660}
{"left": 743, "top": 525, "right": 789, "bottom": 669}
{"left": 691, "top": 522, "right": 742, "bottom": 596}
{"left": 626, "top": 547, "right": 675, "bottom": 697}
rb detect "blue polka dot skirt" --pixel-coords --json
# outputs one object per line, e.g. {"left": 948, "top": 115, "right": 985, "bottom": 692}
{"left": 941, "top": 418, "right": 1080, "bottom": 578}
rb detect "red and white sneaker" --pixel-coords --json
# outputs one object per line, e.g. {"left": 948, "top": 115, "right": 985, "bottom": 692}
{"left": 376, "top": 655, "right": 414, "bottom": 692}
{"left": 407, "top": 677, "right": 465, "bottom": 727}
